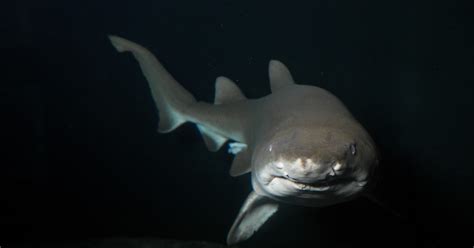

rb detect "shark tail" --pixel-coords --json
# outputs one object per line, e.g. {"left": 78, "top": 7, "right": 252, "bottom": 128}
{"left": 109, "top": 35, "right": 196, "bottom": 133}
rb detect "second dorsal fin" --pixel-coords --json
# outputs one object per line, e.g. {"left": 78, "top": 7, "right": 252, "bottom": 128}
{"left": 268, "top": 60, "right": 295, "bottom": 92}
{"left": 214, "top": 76, "right": 246, "bottom": 104}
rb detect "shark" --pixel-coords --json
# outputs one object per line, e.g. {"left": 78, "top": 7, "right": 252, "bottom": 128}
{"left": 109, "top": 35, "right": 379, "bottom": 245}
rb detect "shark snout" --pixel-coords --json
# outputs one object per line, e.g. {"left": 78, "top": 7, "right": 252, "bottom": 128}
{"left": 278, "top": 158, "right": 349, "bottom": 184}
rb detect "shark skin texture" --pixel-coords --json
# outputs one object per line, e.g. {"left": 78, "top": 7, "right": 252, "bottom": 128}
{"left": 109, "top": 35, "right": 379, "bottom": 245}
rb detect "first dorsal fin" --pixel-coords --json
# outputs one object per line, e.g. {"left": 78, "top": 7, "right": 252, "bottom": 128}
{"left": 214, "top": 76, "right": 246, "bottom": 104}
{"left": 268, "top": 60, "right": 295, "bottom": 92}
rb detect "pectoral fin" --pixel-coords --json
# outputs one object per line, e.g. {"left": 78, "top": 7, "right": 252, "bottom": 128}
{"left": 228, "top": 142, "right": 252, "bottom": 177}
{"left": 227, "top": 191, "right": 279, "bottom": 245}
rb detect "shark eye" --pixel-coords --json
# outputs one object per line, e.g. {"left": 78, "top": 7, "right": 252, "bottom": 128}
{"left": 350, "top": 143, "right": 357, "bottom": 156}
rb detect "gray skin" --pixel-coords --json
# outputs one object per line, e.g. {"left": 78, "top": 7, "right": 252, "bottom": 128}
{"left": 109, "top": 35, "right": 379, "bottom": 245}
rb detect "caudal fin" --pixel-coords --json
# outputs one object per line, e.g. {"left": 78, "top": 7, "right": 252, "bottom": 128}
{"left": 109, "top": 35, "right": 195, "bottom": 132}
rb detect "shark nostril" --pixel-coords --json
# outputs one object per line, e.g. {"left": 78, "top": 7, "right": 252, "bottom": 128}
{"left": 327, "top": 165, "right": 336, "bottom": 176}
{"left": 333, "top": 162, "right": 344, "bottom": 171}
{"left": 326, "top": 167, "right": 336, "bottom": 179}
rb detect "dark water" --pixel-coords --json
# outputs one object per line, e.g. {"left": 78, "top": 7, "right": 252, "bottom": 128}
{"left": 1, "top": 0, "right": 473, "bottom": 247}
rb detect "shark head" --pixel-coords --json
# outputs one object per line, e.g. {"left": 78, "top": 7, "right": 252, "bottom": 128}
{"left": 252, "top": 126, "right": 378, "bottom": 207}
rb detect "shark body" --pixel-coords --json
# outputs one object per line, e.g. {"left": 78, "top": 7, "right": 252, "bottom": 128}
{"left": 109, "top": 35, "right": 379, "bottom": 245}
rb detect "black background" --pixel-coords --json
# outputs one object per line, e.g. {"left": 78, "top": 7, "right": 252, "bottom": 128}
{"left": 1, "top": 0, "right": 473, "bottom": 247}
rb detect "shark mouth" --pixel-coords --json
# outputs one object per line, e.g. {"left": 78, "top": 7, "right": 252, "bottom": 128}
{"left": 277, "top": 175, "right": 362, "bottom": 192}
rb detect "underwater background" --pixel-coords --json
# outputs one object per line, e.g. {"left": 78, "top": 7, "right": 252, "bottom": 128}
{"left": 1, "top": 0, "right": 473, "bottom": 247}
